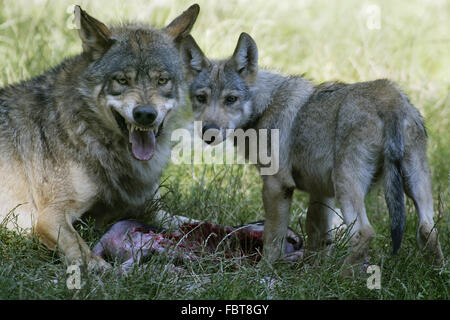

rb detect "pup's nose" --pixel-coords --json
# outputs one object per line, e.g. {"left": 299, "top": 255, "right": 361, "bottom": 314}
{"left": 202, "top": 124, "right": 220, "bottom": 144}
{"left": 133, "top": 106, "right": 158, "bottom": 126}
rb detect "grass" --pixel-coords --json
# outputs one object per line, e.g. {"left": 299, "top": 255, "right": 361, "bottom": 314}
{"left": 0, "top": 0, "right": 449, "bottom": 299}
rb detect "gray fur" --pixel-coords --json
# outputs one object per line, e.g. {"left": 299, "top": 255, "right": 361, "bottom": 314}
{"left": 0, "top": 5, "right": 200, "bottom": 271}
{"left": 181, "top": 33, "right": 444, "bottom": 269}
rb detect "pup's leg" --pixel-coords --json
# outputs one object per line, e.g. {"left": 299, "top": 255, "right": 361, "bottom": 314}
{"left": 34, "top": 203, "right": 111, "bottom": 272}
{"left": 333, "top": 157, "right": 375, "bottom": 274}
{"left": 403, "top": 153, "right": 443, "bottom": 265}
{"left": 261, "top": 175, "right": 293, "bottom": 263}
{"left": 305, "top": 195, "right": 338, "bottom": 251}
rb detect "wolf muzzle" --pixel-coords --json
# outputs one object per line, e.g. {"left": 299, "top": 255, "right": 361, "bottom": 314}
{"left": 133, "top": 105, "right": 158, "bottom": 126}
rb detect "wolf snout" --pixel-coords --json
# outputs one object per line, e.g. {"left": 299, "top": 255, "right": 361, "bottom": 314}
{"left": 133, "top": 105, "right": 158, "bottom": 126}
{"left": 202, "top": 124, "right": 220, "bottom": 144}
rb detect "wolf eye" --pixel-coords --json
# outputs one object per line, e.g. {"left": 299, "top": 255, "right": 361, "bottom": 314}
{"left": 196, "top": 94, "right": 207, "bottom": 104}
{"left": 225, "top": 95, "right": 238, "bottom": 105}
{"left": 158, "top": 77, "right": 169, "bottom": 85}
{"left": 116, "top": 77, "right": 128, "bottom": 86}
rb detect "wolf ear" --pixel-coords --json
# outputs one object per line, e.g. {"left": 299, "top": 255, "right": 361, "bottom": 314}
{"left": 180, "top": 35, "right": 209, "bottom": 74}
{"left": 74, "top": 6, "right": 114, "bottom": 60}
{"left": 228, "top": 33, "right": 258, "bottom": 82}
{"left": 164, "top": 4, "right": 200, "bottom": 40}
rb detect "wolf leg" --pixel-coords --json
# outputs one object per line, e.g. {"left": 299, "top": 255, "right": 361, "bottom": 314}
{"left": 34, "top": 204, "right": 111, "bottom": 272}
{"left": 403, "top": 154, "right": 443, "bottom": 266}
{"left": 336, "top": 191, "right": 374, "bottom": 274}
{"left": 261, "top": 175, "right": 293, "bottom": 263}
{"left": 333, "top": 160, "right": 375, "bottom": 275}
{"left": 305, "top": 195, "right": 338, "bottom": 251}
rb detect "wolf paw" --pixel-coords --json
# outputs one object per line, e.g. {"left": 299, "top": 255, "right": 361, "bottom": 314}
{"left": 86, "top": 255, "right": 112, "bottom": 274}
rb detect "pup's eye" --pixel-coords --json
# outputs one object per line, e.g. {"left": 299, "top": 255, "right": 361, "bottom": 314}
{"left": 225, "top": 95, "right": 238, "bottom": 105}
{"left": 158, "top": 77, "right": 169, "bottom": 85}
{"left": 196, "top": 94, "right": 207, "bottom": 104}
{"left": 116, "top": 77, "right": 128, "bottom": 86}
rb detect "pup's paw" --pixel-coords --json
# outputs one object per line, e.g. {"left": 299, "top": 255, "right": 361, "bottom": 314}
{"left": 340, "top": 256, "right": 370, "bottom": 278}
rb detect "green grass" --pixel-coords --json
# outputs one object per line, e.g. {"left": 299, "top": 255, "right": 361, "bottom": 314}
{"left": 0, "top": 0, "right": 449, "bottom": 299}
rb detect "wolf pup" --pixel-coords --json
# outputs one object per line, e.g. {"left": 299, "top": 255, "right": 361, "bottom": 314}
{"left": 180, "top": 33, "right": 444, "bottom": 271}
{"left": 0, "top": 4, "right": 200, "bottom": 271}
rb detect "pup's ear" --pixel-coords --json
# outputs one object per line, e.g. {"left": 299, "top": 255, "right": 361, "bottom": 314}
{"left": 228, "top": 32, "right": 258, "bottom": 82}
{"left": 180, "top": 35, "right": 209, "bottom": 74}
{"left": 74, "top": 6, "right": 114, "bottom": 60}
{"left": 164, "top": 4, "right": 200, "bottom": 40}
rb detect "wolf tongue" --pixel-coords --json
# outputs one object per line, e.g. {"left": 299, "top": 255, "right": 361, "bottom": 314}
{"left": 129, "top": 129, "right": 156, "bottom": 161}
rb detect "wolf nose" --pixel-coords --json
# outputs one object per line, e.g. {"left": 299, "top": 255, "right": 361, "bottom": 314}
{"left": 202, "top": 125, "right": 220, "bottom": 144}
{"left": 133, "top": 106, "right": 158, "bottom": 126}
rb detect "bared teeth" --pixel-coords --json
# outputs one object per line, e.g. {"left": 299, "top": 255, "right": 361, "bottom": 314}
{"left": 129, "top": 124, "right": 152, "bottom": 132}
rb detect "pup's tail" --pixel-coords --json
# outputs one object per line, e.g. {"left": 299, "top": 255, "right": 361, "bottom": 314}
{"left": 383, "top": 112, "right": 406, "bottom": 255}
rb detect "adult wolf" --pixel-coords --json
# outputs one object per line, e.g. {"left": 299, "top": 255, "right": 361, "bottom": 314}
{"left": 0, "top": 4, "right": 199, "bottom": 271}
{"left": 180, "top": 33, "right": 443, "bottom": 273}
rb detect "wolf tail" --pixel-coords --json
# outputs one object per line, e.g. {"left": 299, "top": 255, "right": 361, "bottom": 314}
{"left": 383, "top": 112, "right": 406, "bottom": 255}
